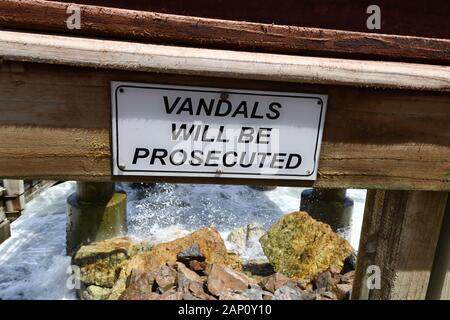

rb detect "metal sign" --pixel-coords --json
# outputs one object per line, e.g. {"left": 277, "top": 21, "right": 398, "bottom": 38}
{"left": 111, "top": 82, "right": 327, "bottom": 180}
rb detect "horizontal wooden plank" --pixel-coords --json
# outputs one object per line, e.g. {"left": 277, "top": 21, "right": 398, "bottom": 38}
{"left": 0, "top": 62, "right": 449, "bottom": 190}
{"left": 52, "top": 0, "right": 450, "bottom": 39}
{"left": 0, "top": 0, "right": 449, "bottom": 65}
{"left": 0, "top": 30, "right": 449, "bottom": 92}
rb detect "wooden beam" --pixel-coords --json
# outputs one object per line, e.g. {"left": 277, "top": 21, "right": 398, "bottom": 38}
{"left": 352, "top": 190, "right": 448, "bottom": 299}
{"left": 0, "top": 0, "right": 449, "bottom": 65}
{"left": 426, "top": 197, "right": 450, "bottom": 299}
{"left": 0, "top": 62, "right": 449, "bottom": 190}
{"left": 0, "top": 31, "right": 449, "bottom": 92}
{"left": 0, "top": 200, "right": 5, "bottom": 222}
{"left": 54, "top": 0, "right": 450, "bottom": 39}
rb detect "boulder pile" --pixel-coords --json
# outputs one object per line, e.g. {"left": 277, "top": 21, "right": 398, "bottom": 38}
{"left": 74, "top": 212, "right": 356, "bottom": 300}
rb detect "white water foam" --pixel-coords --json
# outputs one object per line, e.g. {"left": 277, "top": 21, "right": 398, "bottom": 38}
{"left": 0, "top": 181, "right": 76, "bottom": 300}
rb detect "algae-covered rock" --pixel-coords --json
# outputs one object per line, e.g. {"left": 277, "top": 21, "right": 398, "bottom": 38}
{"left": 74, "top": 237, "right": 142, "bottom": 287}
{"left": 83, "top": 285, "right": 112, "bottom": 300}
{"left": 259, "top": 211, "right": 353, "bottom": 280}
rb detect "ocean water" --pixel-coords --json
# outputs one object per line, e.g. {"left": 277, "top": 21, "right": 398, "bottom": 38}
{"left": 0, "top": 181, "right": 366, "bottom": 300}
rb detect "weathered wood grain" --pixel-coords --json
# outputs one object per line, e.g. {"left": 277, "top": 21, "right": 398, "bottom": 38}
{"left": 52, "top": 0, "right": 450, "bottom": 39}
{"left": 426, "top": 197, "right": 450, "bottom": 300}
{"left": 0, "top": 62, "right": 449, "bottom": 190}
{"left": 0, "top": 219, "right": 11, "bottom": 245}
{"left": 0, "top": 30, "right": 449, "bottom": 92}
{"left": 0, "top": 0, "right": 449, "bottom": 65}
{"left": 0, "top": 206, "right": 5, "bottom": 222}
{"left": 352, "top": 190, "right": 449, "bottom": 299}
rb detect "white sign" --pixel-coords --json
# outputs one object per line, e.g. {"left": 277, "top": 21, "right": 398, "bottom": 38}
{"left": 111, "top": 82, "right": 327, "bottom": 180}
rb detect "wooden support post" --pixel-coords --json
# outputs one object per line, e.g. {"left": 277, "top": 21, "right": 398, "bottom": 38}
{"left": 352, "top": 190, "right": 448, "bottom": 300}
{"left": 0, "top": 186, "right": 5, "bottom": 222}
{"left": 2, "top": 179, "right": 25, "bottom": 221}
{"left": 426, "top": 196, "right": 450, "bottom": 299}
{"left": 0, "top": 185, "right": 11, "bottom": 245}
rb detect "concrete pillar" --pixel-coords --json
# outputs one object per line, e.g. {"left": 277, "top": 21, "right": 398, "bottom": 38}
{"left": 66, "top": 182, "right": 127, "bottom": 256}
{"left": 300, "top": 188, "right": 353, "bottom": 231}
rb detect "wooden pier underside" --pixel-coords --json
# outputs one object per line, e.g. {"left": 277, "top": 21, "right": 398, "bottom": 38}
{"left": 0, "top": 2, "right": 449, "bottom": 300}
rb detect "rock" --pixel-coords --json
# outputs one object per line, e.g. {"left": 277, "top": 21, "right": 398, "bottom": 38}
{"left": 259, "top": 273, "right": 292, "bottom": 294}
{"left": 108, "top": 269, "right": 129, "bottom": 300}
{"left": 260, "top": 211, "right": 353, "bottom": 280}
{"left": 177, "top": 243, "right": 209, "bottom": 275}
{"left": 119, "top": 268, "right": 157, "bottom": 300}
{"left": 219, "top": 290, "right": 251, "bottom": 300}
{"left": 340, "top": 271, "right": 355, "bottom": 284}
{"left": 160, "top": 289, "right": 183, "bottom": 300}
{"left": 262, "top": 291, "right": 274, "bottom": 300}
{"left": 176, "top": 273, "right": 192, "bottom": 294}
{"left": 242, "top": 260, "right": 274, "bottom": 277}
{"left": 207, "top": 264, "right": 251, "bottom": 296}
{"left": 110, "top": 227, "right": 238, "bottom": 299}
{"left": 176, "top": 262, "right": 203, "bottom": 283}
{"left": 273, "top": 285, "right": 316, "bottom": 300}
{"left": 227, "top": 224, "right": 266, "bottom": 255}
{"left": 244, "top": 285, "right": 264, "bottom": 300}
{"left": 313, "top": 271, "right": 332, "bottom": 290}
{"left": 188, "top": 260, "right": 208, "bottom": 273}
{"left": 341, "top": 253, "right": 357, "bottom": 274}
{"left": 226, "top": 253, "right": 243, "bottom": 271}
{"left": 155, "top": 264, "right": 177, "bottom": 292}
{"left": 317, "top": 291, "right": 338, "bottom": 300}
{"left": 175, "top": 267, "right": 216, "bottom": 300}
{"left": 335, "top": 283, "right": 352, "bottom": 300}
{"left": 121, "top": 291, "right": 161, "bottom": 300}
{"left": 329, "top": 265, "right": 341, "bottom": 275}
{"left": 74, "top": 237, "right": 141, "bottom": 287}
{"left": 182, "top": 293, "right": 200, "bottom": 300}
{"left": 127, "top": 227, "right": 233, "bottom": 274}
{"left": 188, "top": 281, "right": 216, "bottom": 300}
{"left": 177, "top": 244, "right": 205, "bottom": 262}
{"left": 83, "top": 285, "right": 112, "bottom": 300}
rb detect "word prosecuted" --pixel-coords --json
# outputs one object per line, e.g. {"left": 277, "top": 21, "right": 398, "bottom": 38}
{"left": 131, "top": 95, "right": 303, "bottom": 170}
